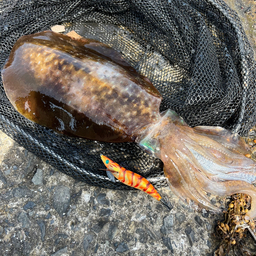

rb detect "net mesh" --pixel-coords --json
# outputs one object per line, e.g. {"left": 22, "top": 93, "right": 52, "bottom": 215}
{"left": 0, "top": 0, "right": 255, "bottom": 189}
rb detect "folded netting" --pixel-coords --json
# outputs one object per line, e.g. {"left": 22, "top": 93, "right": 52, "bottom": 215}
{"left": 0, "top": 0, "right": 255, "bottom": 188}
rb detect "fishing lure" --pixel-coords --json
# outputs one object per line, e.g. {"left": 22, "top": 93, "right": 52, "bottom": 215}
{"left": 100, "top": 155, "right": 172, "bottom": 210}
{"left": 2, "top": 30, "right": 256, "bottom": 219}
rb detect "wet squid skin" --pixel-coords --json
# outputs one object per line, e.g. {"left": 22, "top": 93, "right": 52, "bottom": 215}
{"left": 2, "top": 31, "right": 161, "bottom": 142}
{"left": 2, "top": 31, "right": 256, "bottom": 218}
{"left": 138, "top": 110, "right": 256, "bottom": 219}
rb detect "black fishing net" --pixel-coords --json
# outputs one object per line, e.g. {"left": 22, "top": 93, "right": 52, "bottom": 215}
{"left": 0, "top": 0, "right": 255, "bottom": 189}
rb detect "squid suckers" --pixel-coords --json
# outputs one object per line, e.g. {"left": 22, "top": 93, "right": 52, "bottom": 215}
{"left": 2, "top": 31, "right": 162, "bottom": 142}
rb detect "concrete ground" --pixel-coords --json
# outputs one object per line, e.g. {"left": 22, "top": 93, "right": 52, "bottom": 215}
{"left": 0, "top": 129, "right": 220, "bottom": 255}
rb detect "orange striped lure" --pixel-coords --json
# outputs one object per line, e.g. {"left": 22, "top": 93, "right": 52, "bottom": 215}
{"left": 100, "top": 155, "right": 171, "bottom": 210}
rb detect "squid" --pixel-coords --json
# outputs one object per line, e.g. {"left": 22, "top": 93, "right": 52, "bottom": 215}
{"left": 138, "top": 110, "right": 256, "bottom": 219}
{"left": 2, "top": 30, "right": 256, "bottom": 218}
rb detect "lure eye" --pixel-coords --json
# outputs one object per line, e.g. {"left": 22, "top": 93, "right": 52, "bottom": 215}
{"left": 106, "top": 160, "right": 109, "bottom": 164}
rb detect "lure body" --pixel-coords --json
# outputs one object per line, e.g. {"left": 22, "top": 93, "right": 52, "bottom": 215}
{"left": 101, "top": 155, "right": 162, "bottom": 201}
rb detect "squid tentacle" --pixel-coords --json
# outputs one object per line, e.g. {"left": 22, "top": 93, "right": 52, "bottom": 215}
{"left": 195, "top": 170, "right": 256, "bottom": 219}
{"left": 138, "top": 110, "right": 256, "bottom": 218}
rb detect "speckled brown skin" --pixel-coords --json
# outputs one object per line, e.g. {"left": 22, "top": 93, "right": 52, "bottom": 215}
{"left": 2, "top": 31, "right": 161, "bottom": 142}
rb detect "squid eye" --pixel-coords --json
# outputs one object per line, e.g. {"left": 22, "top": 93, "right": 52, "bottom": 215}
{"left": 106, "top": 160, "right": 109, "bottom": 164}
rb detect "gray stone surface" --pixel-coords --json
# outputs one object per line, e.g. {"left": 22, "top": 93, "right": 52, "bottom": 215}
{"left": 32, "top": 169, "right": 44, "bottom": 186}
{"left": 53, "top": 185, "right": 71, "bottom": 217}
{"left": 0, "top": 131, "right": 220, "bottom": 255}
